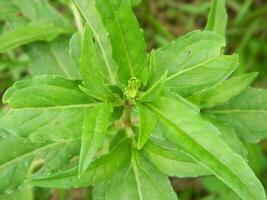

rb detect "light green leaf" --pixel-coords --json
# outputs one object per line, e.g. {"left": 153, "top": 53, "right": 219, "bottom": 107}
{"left": 28, "top": 36, "right": 81, "bottom": 79}
{"left": 95, "top": 0, "right": 148, "bottom": 84}
{"left": 136, "top": 103, "right": 157, "bottom": 149}
{"left": 69, "top": 32, "right": 81, "bottom": 70}
{"left": 0, "top": 129, "right": 80, "bottom": 193}
{"left": 0, "top": 76, "right": 97, "bottom": 142}
{"left": 80, "top": 25, "right": 114, "bottom": 100}
{"left": 189, "top": 72, "right": 258, "bottom": 108}
{"left": 10, "top": 0, "right": 69, "bottom": 26}
{"left": 0, "top": 23, "right": 66, "bottom": 53}
{"left": 29, "top": 140, "right": 131, "bottom": 189}
{"left": 0, "top": 188, "right": 33, "bottom": 200}
{"left": 3, "top": 76, "right": 90, "bottom": 108}
{"left": 147, "top": 94, "right": 266, "bottom": 200}
{"left": 74, "top": 0, "right": 117, "bottom": 85}
{"left": 79, "top": 102, "right": 114, "bottom": 174}
{"left": 143, "top": 140, "right": 210, "bottom": 177}
{"left": 206, "top": 88, "right": 267, "bottom": 143}
{"left": 148, "top": 31, "right": 225, "bottom": 86}
{"left": 100, "top": 150, "right": 177, "bottom": 200}
{"left": 166, "top": 54, "right": 239, "bottom": 97}
{"left": 205, "top": 0, "right": 227, "bottom": 38}
{"left": 205, "top": 116, "right": 248, "bottom": 158}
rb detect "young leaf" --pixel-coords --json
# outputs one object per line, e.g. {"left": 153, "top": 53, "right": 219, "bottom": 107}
{"left": 206, "top": 88, "right": 267, "bottom": 143}
{"left": 0, "top": 23, "right": 66, "bottom": 53}
{"left": 79, "top": 102, "right": 114, "bottom": 174}
{"left": 205, "top": 0, "right": 227, "bottom": 38}
{"left": 0, "top": 76, "right": 98, "bottom": 142}
{"left": 80, "top": 25, "right": 114, "bottom": 100}
{"left": 189, "top": 72, "right": 258, "bottom": 108}
{"left": 95, "top": 0, "right": 148, "bottom": 84}
{"left": 136, "top": 103, "right": 157, "bottom": 149}
{"left": 0, "top": 129, "right": 80, "bottom": 193}
{"left": 29, "top": 36, "right": 81, "bottom": 80}
{"left": 143, "top": 140, "right": 210, "bottom": 178}
{"left": 166, "top": 54, "right": 239, "bottom": 97}
{"left": 74, "top": 0, "right": 118, "bottom": 85}
{"left": 101, "top": 150, "right": 177, "bottom": 200}
{"left": 29, "top": 140, "right": 131, "bottom": 189}
{"left": 148, "top": 31, "right": 225, "bottom": 86}
{"left": 147, "top": 94, "right": 266, "bottom": 200}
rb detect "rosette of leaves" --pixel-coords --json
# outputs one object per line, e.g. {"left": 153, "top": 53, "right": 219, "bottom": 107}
{"left": 0, "top": 0, "right": 266, "bottom": 199}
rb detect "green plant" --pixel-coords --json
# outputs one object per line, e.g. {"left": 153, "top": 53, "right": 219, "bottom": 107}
{"left": 0, "top": 0, "right": 267, "bottom": 199}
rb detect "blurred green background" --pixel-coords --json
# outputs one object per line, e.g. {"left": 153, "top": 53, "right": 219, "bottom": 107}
{"left": 0, "top": 0, "right": 266, "bottom": 199}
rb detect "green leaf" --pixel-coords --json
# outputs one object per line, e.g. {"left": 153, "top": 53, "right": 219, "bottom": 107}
{"left": 29, "top": 140, "right": 131, "bottom": 189}
{"left": 148, "top": 31, "right": 225, "bottom": 86}
{"left": 28, "top": 36, "right": 81, "bottom": 79}
{"left": 0, "top": 129, "right": 80, "bottom": 193}
{"left": 95, "top": 0, "right": 148, "bottom": 84}
{"left": 0, "top": 188, "right": 33, "bottom": 200}
{"left": 205, "top": 0, "right": 227, "bottom": 38}
{"left": 136, "top": 103, "right": 157, "bottom": 149}
{"left": 80, "top": 25, "right": 114, "bottom": 100}
{"left": 69, "top": 32, "right": 81, "bottom": 70}
{"left": 189, "top": 72, "right": 258, "bottom": 108}
{"left": 166, "top": 54, "right": 239, "bottom": 97}
{"left": 79, "top": 102, "right": 114, "bottom": 174}
{"left": 0, "top": 23, "right": 66, "bottom": 53}
{"left": 131, "top": 0, "right": 142, "bottom": 7}
{"left": 147, "top": 94, "right": 266, "bottom": 200}
{"left": 99, "top": 150, "right": 177, "bottom": 200}
{"left": 10, "top": 0, "right": 70, "bottom": 31}
{"left": 0, "top": 76, "right": 97, "bottom": 142}
{"left": 74, "top": 0, "right": 118, "bottom": 85}
{"left": 205, "top": 116, "right": 248, "bottom": 158}
{"left": 143, "top": 140, "right": 210, "bottom": 177}
{"left": 206, "top": 88, "right": 267, "bottom": 143}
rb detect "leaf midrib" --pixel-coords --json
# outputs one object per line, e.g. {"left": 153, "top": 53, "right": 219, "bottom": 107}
{"left": 10, "top": 102, "right": 101, "bottom": 110}
{"left": 166, "top": 55, "right": 220, "bottom": 82}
